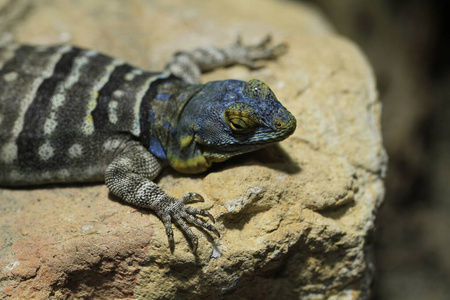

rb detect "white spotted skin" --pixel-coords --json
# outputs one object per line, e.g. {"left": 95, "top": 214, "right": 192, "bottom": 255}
{"left": 43, "top": 116, "right": 58, "bottom": 136}
{"left": 38, "top": 141, "right": 54, "bottom": 161}
{"left": 108, "top": 101, "right": 119, "bottom": 124}
{"left": 65, "top": 55, "right": 90, "bottom": 89}
{"left": 68, "top": 143, "right": 83, "bottom": 158}
{"left": 41, "top": 50, "right": 96, "bottom": 137}
{"left": 57, "top": 169, "right": 70, "bottom": 180}
{"left": 44, "top": 94, "right": 66, "bottom": 135}
{"left": 81, "top": 103, "right": 96, "bottom": 136}
{"left": 125, "top": 68, "right": 144, "bottom": 81}
{"left": 124, "top": 73, "right": 135, "bottom": 81}
{"left": 0, "top": 45, "right": 155, "bottom": 185}
{"left": 3, "top": 71, "right": 18, "bottom": 82}
{"left": 103, "top": 139, "right": 122, "bottom": 152}
{"left": 112, "top": 90, "right": 124, "bottom": 98}
{"left": 81, "top": 58, "right": 125, "bottom": 136}
{"left": 0, "top": 143, "right": 18, "bottom": 164}
{"left": 0, "top": 45, "right": 73, "bottom": 172}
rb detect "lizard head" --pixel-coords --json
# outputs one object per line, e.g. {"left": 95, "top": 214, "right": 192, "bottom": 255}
{"left": 167, "top": 79, "right": 296, "bottom": 173}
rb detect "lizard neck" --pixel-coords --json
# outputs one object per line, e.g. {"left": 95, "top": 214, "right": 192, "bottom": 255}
{"left": 167, "top": 133, "right": 212, "bottom": 174}
{"left": 139, "top": 76, "right": 203, "bottom": 160}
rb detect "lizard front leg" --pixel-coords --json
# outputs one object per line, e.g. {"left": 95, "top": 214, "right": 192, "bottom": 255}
{"left": 165, "top": 34, "right": 288, "bottom": 84}
{"left": 105, "top": 140, "right": 219, "bottom": 252}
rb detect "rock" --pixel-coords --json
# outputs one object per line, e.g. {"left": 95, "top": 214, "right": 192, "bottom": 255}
{"left": 0, "top": 0, "right": 386, "bottom": 299}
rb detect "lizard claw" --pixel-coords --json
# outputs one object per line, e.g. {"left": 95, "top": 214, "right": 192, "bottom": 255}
{"left": 211, "top": 227, "right": 221, "bottom": 238}
{"left": 191, "top": 192, "right": 204, "bottom": 202}
{"left": 180, "top": 192, "right": 204, "bottom": 203}
{"left": 206, "top": 212, "right": 216, "bottom": 223}
{"left": 159, "top": 193, "right": 219, "bottom": 252}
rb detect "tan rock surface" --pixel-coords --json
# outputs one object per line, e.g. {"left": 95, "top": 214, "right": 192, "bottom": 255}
{"left": 0, "top": 0, "right": 386, "bottom": 299}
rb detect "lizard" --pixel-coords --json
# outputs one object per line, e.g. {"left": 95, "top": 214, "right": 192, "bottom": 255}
{"left": 0, "top": 36, "right": 296, "bottom": 252}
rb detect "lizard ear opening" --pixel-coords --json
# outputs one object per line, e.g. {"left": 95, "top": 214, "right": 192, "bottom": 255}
{"left": 224, "top": 103, "right": 260, "bottom": 133}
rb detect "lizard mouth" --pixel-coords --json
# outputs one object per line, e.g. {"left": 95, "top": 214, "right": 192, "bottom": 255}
{"left": 199, "top": 128, "right": 294, "bottom": 163}
{"left": 199, "top": 133, "right": 284, "bottom": 152}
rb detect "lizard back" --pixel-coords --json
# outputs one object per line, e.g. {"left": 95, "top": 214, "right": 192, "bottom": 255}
{"left": 0, "top": 44, "right": 183, "bottom": 185}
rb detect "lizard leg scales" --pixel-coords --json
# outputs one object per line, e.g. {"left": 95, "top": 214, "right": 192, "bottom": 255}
{"left": 165, "top": 34, "right": 287, "bottom": 84}
{"left": 105, "top": 140, "right": 218, "bottom": 252}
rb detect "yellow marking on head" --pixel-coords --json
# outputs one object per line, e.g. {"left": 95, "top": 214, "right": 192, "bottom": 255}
{"left": 243, "top": 79, "right": 273, "bottom": 100}
{"left": 93, "top": 91, "right": 99, "bottom": 98}
{"left": 180, "top": 135, "right": 195, "bottom": 148}
{"left": 225, "top": 104, "right": 253, "bottom": 116}
{"left": 226, "top": 115, "right": 253, "bottom": 123}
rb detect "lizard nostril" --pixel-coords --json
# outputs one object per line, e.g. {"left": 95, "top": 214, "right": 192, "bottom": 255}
{"left": 274, "top": 120, "right": 283, "bottom": 129}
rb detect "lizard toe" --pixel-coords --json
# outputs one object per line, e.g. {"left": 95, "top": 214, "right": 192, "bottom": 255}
{"left": 173, "top": 213, "right": 199, "bottom": 252}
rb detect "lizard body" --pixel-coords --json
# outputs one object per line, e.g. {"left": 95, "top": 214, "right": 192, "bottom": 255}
{"left": 0, "top": 37, "right": 296, "bottom": 251}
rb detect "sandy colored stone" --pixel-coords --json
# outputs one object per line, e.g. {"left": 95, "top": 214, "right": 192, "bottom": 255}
{"left": 0, "top": 0, "right": 386, "bottom": 299}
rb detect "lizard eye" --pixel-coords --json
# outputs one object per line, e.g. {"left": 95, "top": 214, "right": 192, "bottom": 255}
{"left": 224, "top": 103, "right": 260, "bottom": 133}
{"left": 229, "top": 118, "right": 250, "bottom": 132}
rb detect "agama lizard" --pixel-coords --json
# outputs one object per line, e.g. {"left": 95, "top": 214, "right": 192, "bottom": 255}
{"left": 0, "top": 36, "right": 296, "bottom": 251}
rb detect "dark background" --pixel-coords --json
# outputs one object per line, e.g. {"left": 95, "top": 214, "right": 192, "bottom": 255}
{"left": 298, "top": 0, "right": 450, "bottom": 299}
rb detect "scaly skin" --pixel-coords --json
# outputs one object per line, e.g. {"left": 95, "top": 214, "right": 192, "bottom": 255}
{"left": 0, "top": 36, "right": 295, "bottom": 252}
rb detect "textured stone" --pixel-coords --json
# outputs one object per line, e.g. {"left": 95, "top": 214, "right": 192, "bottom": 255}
{"left": 0, "top": 0, "right": 386, "bottom": 299}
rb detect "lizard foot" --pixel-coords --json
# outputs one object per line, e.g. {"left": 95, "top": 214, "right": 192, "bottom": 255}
{"left": 159, "top": 192, "right": 219, "bottom": 253}
{"left": 231, "top": 34, "right": 288, "bottom": 69}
